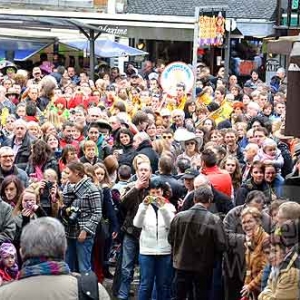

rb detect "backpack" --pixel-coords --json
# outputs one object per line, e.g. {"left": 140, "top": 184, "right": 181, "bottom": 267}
{"left": 74, "top": 271, "right": 100, "bottom": 300}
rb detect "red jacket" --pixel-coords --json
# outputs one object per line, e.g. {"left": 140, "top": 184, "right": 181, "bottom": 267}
{"left": 202, "top": 166, "right": 232, "bottom": 197}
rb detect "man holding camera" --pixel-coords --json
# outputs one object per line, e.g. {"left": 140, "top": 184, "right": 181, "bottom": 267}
{"left": 62, "top": 162, "right": 102, "bottom": 273}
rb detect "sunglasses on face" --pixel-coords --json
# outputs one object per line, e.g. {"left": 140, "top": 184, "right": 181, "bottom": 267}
{"left": 185, "top": 141, "right": 196, "bottom": 146}
{"left": 163, "top": 135, "right": 173, "bottom": 139}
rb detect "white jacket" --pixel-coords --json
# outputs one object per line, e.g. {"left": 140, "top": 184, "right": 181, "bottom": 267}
{"left": 133, "top": 202, "right": 176, "bottom": 255}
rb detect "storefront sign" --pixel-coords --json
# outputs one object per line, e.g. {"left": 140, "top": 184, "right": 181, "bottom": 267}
{"left": 198, "top": 11, "right": 225, "bottom": 46}
{"left": 97, "top": 25, "right": 128, "bottom": 36}
{"left": 160, "top": 62, "right": 195, "bottom": 96}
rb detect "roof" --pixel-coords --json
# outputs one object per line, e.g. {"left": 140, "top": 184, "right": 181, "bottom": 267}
{"left": 127, "top": 0, "right": 277, "bottom": 20}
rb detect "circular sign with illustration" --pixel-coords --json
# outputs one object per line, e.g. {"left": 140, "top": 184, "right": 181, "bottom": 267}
{"left": 160, "top": 62, "right": 195, "bottom": 96}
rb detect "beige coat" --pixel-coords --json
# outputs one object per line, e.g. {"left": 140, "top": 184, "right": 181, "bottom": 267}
{"left": 0, "top": 274, "right": 110, "bottom": 300}
{"left": 258, "top": 251, "right": 300, "bottom": 300}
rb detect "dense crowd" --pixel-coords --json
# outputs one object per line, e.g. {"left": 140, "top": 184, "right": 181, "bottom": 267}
{"left": 0, "top": 58, "right": 299, "bottom": 300}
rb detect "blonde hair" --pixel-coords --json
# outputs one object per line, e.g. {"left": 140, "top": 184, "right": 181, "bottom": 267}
{"left": 132, "top": 154, "right": 150, "bottom": 171}
{"left": 241, "top": 207, "right": 262, "bottom": 225}
{"left": 44, "top": 168, "right": 58, "bottom": 182}
{"left": 13, "top": 186, "right": 40, "bottom": 216}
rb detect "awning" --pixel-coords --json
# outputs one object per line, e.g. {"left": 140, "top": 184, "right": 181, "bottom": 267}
{"left": 61, "top": 39, "right": 148, "bottom": 57}
{"left": 0, "top": 39, "right": 52, "bottom": 61}
{"left": 236, "top": 21, "right": 275, "bottom": 37}
{"left": 267, "top": 35, "right": 300, "bottom": 55}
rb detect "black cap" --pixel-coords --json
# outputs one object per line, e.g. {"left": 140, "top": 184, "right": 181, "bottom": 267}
{"left": 182, "top": 168, "right": 200, "bottom": 179}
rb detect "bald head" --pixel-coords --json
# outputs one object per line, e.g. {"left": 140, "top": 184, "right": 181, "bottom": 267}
{"left": 194, "top": 174, "right": 210, "bottom": 189}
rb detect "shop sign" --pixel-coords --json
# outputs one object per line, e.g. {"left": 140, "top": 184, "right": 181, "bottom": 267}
{"left": 160, "top": 62, "right": 195, "bottom": 96}
{"left": 97, "top": 25, "right": 128, "bottom": 36}
{"left": 198, "top": 11, "right": 225, "bottom": 46}
{"left": 292, "top": 0, "right": 299, "bottom": 10}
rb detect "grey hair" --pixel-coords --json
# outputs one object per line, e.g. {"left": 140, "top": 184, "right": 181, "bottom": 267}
{"left": 194, "top": 174, "right": 210, "bottom": 189}
{"left": 20, "top": 217, "right": 67, "bottom": 260}
{"left": 194, "top": 184, "right": 213, "bottom": 204}
{"left": 0, "top": 146, "right": 14, "bottom": 157}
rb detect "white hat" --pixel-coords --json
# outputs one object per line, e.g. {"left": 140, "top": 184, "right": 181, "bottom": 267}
{"left": 148, "top": 72, "right": 159, "bottom": 81}
{"left": 160, "top": 108, "right": 171, "bottom": 117}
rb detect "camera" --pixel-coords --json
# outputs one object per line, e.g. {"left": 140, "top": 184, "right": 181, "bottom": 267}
{"left": 68, "top": 206, "right": 81, "bottom": 224}
{"left": 46, "top": 181, "right": 53, "bottom": 190}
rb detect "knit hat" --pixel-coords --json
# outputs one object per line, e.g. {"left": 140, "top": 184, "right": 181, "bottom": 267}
{"left": 0, "top": 243, "right": 17, "bottom": 260}
{"left": 262, "top": 138, "right": 277, "bottom": 149}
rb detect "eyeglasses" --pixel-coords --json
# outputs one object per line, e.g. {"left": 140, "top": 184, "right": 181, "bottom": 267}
{"left": 185, "top": 141, "right": 196, "bottom": 146}
{"left": 162, "top": 135, "right": 173, "bottom": 139}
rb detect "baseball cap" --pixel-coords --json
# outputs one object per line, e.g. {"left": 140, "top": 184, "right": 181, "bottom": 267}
{"left": 182, "top": 168, "right": 199, "bottom": 179}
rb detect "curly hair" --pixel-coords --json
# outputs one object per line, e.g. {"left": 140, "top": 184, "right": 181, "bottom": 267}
{"left": 30, "top": 139, "right": 53, "bottom": 166}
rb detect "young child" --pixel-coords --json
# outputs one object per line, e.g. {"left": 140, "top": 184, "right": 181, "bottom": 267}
{"left": 0, "top": 243, "right": 19, "bottom": 286}
{"left": 254, "top": 138, "right": 284, "bottom": 171}
{"left": 79, "top": 140, "right": 100, "bottom": 165}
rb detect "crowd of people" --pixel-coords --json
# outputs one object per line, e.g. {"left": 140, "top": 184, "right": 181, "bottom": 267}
{"left": 0, "top": 57, "right": 299, "bottom": 300}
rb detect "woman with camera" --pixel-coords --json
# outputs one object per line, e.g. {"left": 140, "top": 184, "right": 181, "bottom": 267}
{"left": 133, "top": 177, "right": 176, "bottom": 300}
{"left": 62, "top": 162, "right": 102, "bottom": 273}
{"left": 38, "top": 168, "right": 63, "bottom": 217}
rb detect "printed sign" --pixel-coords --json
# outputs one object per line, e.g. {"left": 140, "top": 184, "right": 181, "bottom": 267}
{"left": 198, "top": 11, "right": 225, "bottom": 46}
{"left": 160, "top": 62, "right": 195, "bottom": 96}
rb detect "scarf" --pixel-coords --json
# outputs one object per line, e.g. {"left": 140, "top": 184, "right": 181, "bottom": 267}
{"left": 19, "top": 257, "right": 70, "bottom": 280}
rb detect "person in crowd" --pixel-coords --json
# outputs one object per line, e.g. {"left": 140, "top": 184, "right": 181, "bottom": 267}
{"left": 0, "top": 196, "right": 16, "bottom": 245}
{"left": 0, "top": 146, "right": 29, "bottom": 187}
{"left": 177, "top": 131, "right": 202, "bottom": 170}
{"left": 240, "top": 207, "right": 269, "bottom": 299}
{"left": 223, "top": 128, "right": 245, "bottom": 165}
{"left": 79, "top": 140, "right": 101, "bottom": 165}
{"left": 168, "top": 184, "right": 227, "bottom": 299}
{"left": 242, "top": 143, "right": 259, "bottom": 182}
{"left": 92, "top": 162, "right": 119, "bottom": 281}
{"left": 201, "top": 149, "right": 232, "bottom": 197}
{"left": 2, "top": 119, "right": 34, "bottom": 170}
{"left": 58, "top": 144, "right": 78, "bottom": 173}
{"left": 62, "top": 162, "right": 102, "bottom": 273}
{"left": 0, "top": 242, "right": 19, "bottom": 286}
{"left": 117, "top": 162, "right": 152, "bottom": 300}
{"left": 223, "top": 191, "right": 271, "bottom": 300}
{"left": 0, "top": 175, "right": 24, "bottom": 208}
{"left": 258, "top": 220, "right": 300, "bottom": 300}
{"left": 133, "top": 177, "right": 176, "bottom": 300}
{"left": 236, "top": 161, "right": 268, "bottom": 206}
{"left": 25, "top": 139, "right": 58, "bottom": 181}
{"left": 113, "top": 128, "right": 135, "bottom": 167}
{"left": 156, "top": 155, "right": 185, "bottom": 208}
{"left": 220, "top": 155, "right": 242, "bottom": 198}
{"left": 0, "top": 217, "right": 110, "bottom": 299}
{"left": 133, "top": 132, "right": 159, "bottom": 173}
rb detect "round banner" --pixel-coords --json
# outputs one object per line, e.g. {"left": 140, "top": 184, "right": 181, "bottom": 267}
{"left": 160, "top": 62, "right": 195, "bottom": 96}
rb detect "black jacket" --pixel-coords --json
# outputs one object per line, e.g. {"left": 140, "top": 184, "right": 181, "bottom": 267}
{"left": 181, "top": 186, "right": 234, "bottom": 216}
{"left": 168, "top": 204, "right": 227, "bottom": 272}
{"left": 2, "top": 132, "right": 35, "bottom": 170}
{"left": 155, "top": 174, "right": 185, "bottom": 208}
{"left": 235, "top": 179, "right": 269, "bottom": 206}
{"left": 136, "top": 140, "right": 159, "bottom": 173}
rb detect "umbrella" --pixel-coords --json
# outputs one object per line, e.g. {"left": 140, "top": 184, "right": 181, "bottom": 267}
{"left": 61, "top": 39, "right": 148, "bottom": 58}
